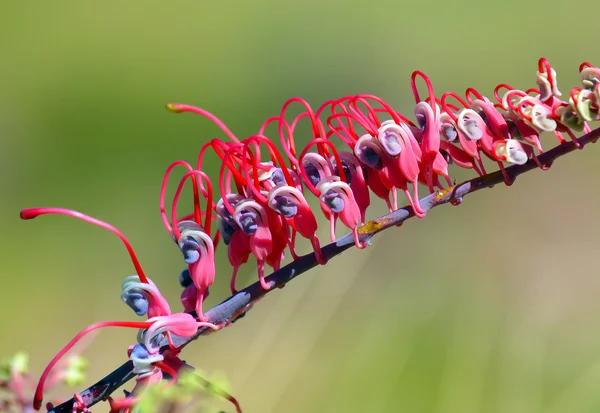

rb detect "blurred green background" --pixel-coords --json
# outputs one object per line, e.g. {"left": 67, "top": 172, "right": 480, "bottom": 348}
{"left": 1, "top": 1, "right": 599, "bottom": 412}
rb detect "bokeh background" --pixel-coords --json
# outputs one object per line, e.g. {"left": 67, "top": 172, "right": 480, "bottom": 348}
{"left": 1, "top": 1, "right": 599, "bottom": 412}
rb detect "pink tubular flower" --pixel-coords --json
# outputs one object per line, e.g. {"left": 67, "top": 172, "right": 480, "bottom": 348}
{"left": 411, "top": 71, "right": 449, "bottom": 193}
{"left": 376, "top": 120, "right": 426, "bottom": 217}
{"left": 298, "top": 137, "right": 364, "bottom": 247}
{"left": 169, "top": 169, "right": 217, "bottom": 321}
{"left": 121, "top": 275, "right": 171, "bottom": 318}
{"left": 173, "top": 220, "right": 215, "bottom": 321}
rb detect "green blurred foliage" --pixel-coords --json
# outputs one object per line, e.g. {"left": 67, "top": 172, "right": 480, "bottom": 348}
{"left": 0, "top": 1, "right": 599, "bottom": 412}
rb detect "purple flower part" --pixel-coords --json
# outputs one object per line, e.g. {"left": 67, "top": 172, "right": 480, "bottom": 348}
{"left": 179, "top": 269, "right": 192, "bottom": 288}
{"left": 130, "top": 343, "right": 151, "bottom": 361}
{"left": 357, "top": 146, "right": 383, "bottom": 170}
{"left": 415, "top": 112, "right": 427, "bottom": 130}
{"left": 302, "top": 162, "right": 321, "bottom": 186}
{"left": 271, "top": 168, "right": 287, "bottom": 186}
{"left": 271, "top": 195, "right": 298, "bottom": 218}
{"left": 218, "top": 217, "right": 236, "bottom": 245}
{"left": 237, "top": 210, "right": 258, "bottom": 235}
{"left": 441, "top": 123, "right": 457, "bottom": 142}
{"left": 130, "top": 343, "right": 163, "bottom": 377}
{"left": 379, "top": 130, "right": 403, "bottom": 156}
{"left": 123, "top": 291, "right": 149, "bottom": 316}
{"left": 179, "top": 238, "right": 200, "bottom": 264}
{"left": 332, "top": 160, "right": 353, "bottom": 185}
{"left": 323, "top": 190, "right": 345, "bottom": 213}
{"left": 218, "top": 204, "right": 238, "bottom": 228}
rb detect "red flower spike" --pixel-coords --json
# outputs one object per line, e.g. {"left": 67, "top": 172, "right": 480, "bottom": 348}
{"left": 20, "top": 208, "right": 150, "bottom": 285}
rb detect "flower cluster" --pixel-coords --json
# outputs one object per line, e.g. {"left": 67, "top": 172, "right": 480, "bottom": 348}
{"left": 161, "top": 57, "right": 599, "bottom": 319}
{"left": 18, "top": 58, "right": 598, "bottom": 412}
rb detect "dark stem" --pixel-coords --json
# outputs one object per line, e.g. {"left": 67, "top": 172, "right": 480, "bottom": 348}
{"left": 48, "top": 126, "right": 600, "bottom": 413}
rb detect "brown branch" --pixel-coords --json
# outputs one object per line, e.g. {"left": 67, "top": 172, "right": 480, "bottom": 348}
{"left": 48, "top": 126, "right": 600, "bottom": 413}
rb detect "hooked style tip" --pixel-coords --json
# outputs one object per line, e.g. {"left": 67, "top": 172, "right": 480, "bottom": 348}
{"left": 32, "top": 395, "right": 42, "bottom": 411}
{"left": 19, "top": 209, "right": 38, "bottom": 220}
{"left": 165, "top": 103, "right": 184, "bottom": 113}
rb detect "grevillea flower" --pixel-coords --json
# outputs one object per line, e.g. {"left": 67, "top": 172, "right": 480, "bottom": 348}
{"left": 20, "top": 56, "right": 599, "bottom": 413}
{"left": 157, "top": 57, "right": 598, "bottom": 300}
